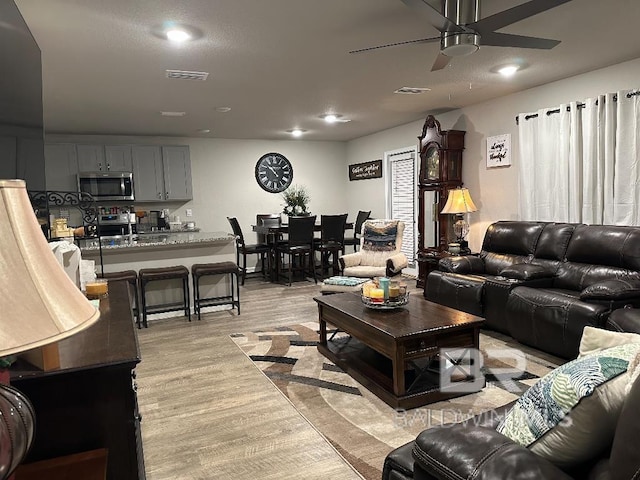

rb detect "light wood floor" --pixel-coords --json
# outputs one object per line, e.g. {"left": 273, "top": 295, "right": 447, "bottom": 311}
{"left": 135, "top": 276, "right": 411, "bottom": 479}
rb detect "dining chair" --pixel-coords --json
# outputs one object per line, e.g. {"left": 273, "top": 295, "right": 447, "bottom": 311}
{"left": 343, "top": 210, "right": 371, "bottom": 251}
{"left": 313, "top": 213, "right": 348, "bottom": 278}
{"left": 256, "top": 213, "right": 283, "bottom": 280}
{"left": 227, "top": 216, "right": 270, "bottom": 285}
{"left": 276, "top": 215, "right": 318, "bottom": 286}
{"left": 255, "top": 213, "right": 282, "bottom": 244}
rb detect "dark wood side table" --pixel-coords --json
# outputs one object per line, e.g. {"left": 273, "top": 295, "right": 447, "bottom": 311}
{"left": 11, "top": 281, "right": 145, "bottom": 480}
{"left": 416, "top": 250, "right": 452, "bottom": 289}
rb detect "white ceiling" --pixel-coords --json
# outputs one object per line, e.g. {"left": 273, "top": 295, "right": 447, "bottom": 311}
{"left": 14, "top": 0, "right": 640, "bottom": 141}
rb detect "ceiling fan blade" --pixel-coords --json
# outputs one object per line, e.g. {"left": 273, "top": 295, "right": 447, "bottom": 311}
{"left": 431, "top": 53, "right": 451, "bottom": 71}
{"left": 399, "top": 0, "right": 468, "bottom": 34}
{"left": 349, "top": 36, "right": 440, "bottom": 54}
{"left": 480, "top": 32, "right": 560, "bottom": 50}
{"left": 470, "top": 0, "right": 572, "bottom": 35}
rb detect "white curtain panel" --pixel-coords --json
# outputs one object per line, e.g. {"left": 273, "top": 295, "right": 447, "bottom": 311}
{"left": 613, "top": 91, "right": 640, "bottom": 225}
{"left": 518, "top": 90, "right": 639, "bottom": 225}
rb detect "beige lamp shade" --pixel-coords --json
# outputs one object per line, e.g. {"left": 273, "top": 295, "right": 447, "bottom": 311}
{"left": 0, "top": 179, "right": 100, "bottom": 357}
{"left": 441, "top": 187, "right": 478, "bottom": 214}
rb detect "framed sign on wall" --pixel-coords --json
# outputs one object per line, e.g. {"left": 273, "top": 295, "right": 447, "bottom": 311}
{"left": 349, "top": 160, "right": 382, "bottom": 181}
{"left": 486, "top": 134, "right": 511, "bottom": 168}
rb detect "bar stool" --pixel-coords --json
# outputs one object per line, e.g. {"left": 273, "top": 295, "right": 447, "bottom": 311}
{"left": 191, "top": 261, "right": 240, "bottom": 320}
{"left": 99, "top": 270, "right": 141, "bottom": 328}
{"left": 138, "top": 266, "right": 190, "bottom": 327}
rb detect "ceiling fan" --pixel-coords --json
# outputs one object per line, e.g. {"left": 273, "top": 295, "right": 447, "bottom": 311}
{"left": 349, "top": 0, "right": 572, "bottom": 71}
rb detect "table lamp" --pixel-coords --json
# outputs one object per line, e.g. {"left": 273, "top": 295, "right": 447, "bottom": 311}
{"left": 440, "top": 187, "right": 478, "bottom": 250}
{"left": 0, "top": 179, "right": 100, "bottom": 479}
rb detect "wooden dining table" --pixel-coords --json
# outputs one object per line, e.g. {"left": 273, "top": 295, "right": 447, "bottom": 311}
{"left": 252, "top": 221, "right": 353, "bottom": 235}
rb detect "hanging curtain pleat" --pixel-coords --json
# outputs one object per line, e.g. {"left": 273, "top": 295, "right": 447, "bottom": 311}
{"left": 612, "top": 90, "right": 640, "bottom": 224}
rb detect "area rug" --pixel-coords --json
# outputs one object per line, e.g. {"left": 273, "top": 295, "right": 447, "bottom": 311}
{"left": 230, "top": 322, "right": 562, "bottom": 479}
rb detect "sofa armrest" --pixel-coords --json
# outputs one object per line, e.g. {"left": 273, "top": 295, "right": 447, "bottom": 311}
{"left": 580, "top": 279, "right": 640, "bottom": 301}
{"left": 438, "top": 255, "right": 485, "bottom": 274}
{"left": 499, "top": 263, "right": 555, "bottom": 281}
{"left": 607, "top": 306, "right": 640, "bottom": 334}
{"left": 339, "top": 252, "right": 362, "bottom": 270}
{"left": 386, "top": 252, "right": 408, "bottom": 276}
{"left": 413, "top": 424, "right": 573, "bottom": 480}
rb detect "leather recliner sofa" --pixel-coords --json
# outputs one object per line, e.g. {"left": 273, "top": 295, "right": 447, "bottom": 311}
{"left": 382, "top": 307, "right": 640, "bottom": 480}
{"left": 425, "top": 221, "right": 640, "bottom": 359}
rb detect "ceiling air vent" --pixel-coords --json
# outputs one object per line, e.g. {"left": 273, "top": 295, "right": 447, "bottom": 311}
{"left": 394, "top": 87, "right": 431, "bottom": 95}
{"left": 165, "top": 69, "right": 209, "bottom": 81}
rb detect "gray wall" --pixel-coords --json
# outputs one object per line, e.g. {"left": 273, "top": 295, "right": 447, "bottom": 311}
{"left": 345, "top": 57, "right": 640, "bottom": 252}
{"left": 47, "top": 56, "right": 640, "bottom": 250}
{"left": 45, "top": 134, "right": 349, "bottom": 238}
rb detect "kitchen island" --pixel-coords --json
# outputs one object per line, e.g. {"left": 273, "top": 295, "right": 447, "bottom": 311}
{"left": 80, "top": 231, "right": 237, "bottom": 320}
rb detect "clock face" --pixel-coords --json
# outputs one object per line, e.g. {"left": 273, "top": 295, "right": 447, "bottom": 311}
{"left": 255, "top": 153, "right": 293, "bottom": 193}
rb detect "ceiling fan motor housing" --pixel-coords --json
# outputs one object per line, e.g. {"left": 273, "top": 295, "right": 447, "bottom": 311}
{"left": 441, "top": 0, "right": 480, "bottom": 57}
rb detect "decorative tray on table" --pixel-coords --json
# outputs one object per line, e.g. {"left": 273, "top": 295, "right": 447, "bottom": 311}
{"left": 361, "top": 292, "right": 409, "bottom": 310}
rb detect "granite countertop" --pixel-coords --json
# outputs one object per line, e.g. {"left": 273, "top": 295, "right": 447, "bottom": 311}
{"left": 80, "top": 231, "right": 234, "bottom": 252}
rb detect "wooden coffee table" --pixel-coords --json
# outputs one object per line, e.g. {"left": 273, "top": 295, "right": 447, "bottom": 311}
{"left": 314, "top": 292, "right": 485, "bottom": 409}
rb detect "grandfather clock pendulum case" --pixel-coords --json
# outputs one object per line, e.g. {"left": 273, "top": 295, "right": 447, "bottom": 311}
{"left": 416, "top": 115, "right": 465, "bottom": 288}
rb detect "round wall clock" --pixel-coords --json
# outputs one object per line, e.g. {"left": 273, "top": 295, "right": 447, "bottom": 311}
{"left": 255, "top": 152, "right": 293, "bottom": 193}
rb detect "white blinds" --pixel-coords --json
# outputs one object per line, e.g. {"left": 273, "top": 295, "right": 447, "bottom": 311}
{"left": 389, "top": 152, "right": 416, "bottom": 265}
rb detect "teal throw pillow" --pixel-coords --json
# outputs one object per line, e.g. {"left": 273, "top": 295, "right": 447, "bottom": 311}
{"left": 496, "top": 342, "right": 640, "bottom": 467}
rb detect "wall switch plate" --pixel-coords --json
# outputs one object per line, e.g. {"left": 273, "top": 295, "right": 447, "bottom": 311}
{"left": 185, "top": 209, "right": 192, "bottom": 217}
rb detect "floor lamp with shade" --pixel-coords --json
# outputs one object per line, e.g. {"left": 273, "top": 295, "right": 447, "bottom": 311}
{"left": 0, "top": 179, "right": 101, "bottom": 479}
{"left": 440, "top": 187, "right": 478, "bottom": 253}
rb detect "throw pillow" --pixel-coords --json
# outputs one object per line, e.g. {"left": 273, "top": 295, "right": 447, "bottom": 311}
{"left": 578, "top": 326, "right": 640, "bottom": 358}
{"left": 496, "top": 343, "right": 640, "bottom": 468}
{"left": 362, "top": 221, "right": 398, "bottom": 252}
{"left": 579, "top": 279, "right": 640, "bottom": 301}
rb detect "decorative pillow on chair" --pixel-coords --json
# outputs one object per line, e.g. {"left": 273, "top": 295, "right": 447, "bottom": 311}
{"left": 496, "top": 342, "right": 640, "bottom": 468}
{"left": 362, "top": 221, "right": 398, "bottom": 252}
{"left": 359, "top": 220, "right": 402, "bottom": 268}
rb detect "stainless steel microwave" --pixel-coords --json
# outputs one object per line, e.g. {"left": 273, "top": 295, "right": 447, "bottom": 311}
{"left": 78, "top": 171, "right": 134, "bottom": 201}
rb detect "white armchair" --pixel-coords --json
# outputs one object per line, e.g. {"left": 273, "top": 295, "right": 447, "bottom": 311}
{"left": 339, "top": 219, "right": 408, "bottom": 278}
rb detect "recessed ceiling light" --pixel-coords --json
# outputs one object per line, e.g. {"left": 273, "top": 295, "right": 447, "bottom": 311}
{"left": 166, "top": 28, "right": 191, "bottom": 42}
{"left": 215, "top": 106, "right": 232, "bottom": 113}
{"left": 287, "top": 129, "right": 306, "bottom": 137}
{"left": 498, "top": 65, "right": 519, "bottom": 77}
{"left": 319, "top": 113, "right": 350, "bottom": 124}
{"left": 197, "top": 129, "right": 211, "bottom": 133}
{"left": 160, "top": 111, "right": 186, "bottom": 117}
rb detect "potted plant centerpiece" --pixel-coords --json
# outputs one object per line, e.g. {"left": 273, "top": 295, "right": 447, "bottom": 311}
{"left": 282, "top": 185, "right": 310, "bottom": 216}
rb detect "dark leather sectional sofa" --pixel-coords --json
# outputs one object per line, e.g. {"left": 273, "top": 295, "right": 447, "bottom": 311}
{"left": 382, "top": 221, "right": 640, "bottom": 480}
{"left": 425, "top": 221, "right": 640, "bottom": 359}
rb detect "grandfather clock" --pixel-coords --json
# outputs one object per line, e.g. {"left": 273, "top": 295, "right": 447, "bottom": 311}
{"left": 416, "top": 115, "right": 465, "bottom": 288}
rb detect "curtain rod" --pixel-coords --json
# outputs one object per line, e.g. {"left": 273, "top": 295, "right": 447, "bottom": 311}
{"left": 515, "top": 90, "right": 640, "bottom": 125}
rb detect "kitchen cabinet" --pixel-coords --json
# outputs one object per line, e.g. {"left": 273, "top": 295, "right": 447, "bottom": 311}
{"left": 1, "top": 135, "right": 46, "bottom": 190}
{"left": 77, "top": 144, "right": 132, "bottom": 172}
{"left": 132, "top": 145, "right": 192, "bottom": 202}
{"left": 44, "top": 143, "right": 79, "bottom": 191}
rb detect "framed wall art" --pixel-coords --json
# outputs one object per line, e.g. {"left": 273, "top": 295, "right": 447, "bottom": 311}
{"left": 349, "top": 159, "right": 382, "bottom": 181}
{"left": 486, "top": 133, "right": 511, "bottom": 168}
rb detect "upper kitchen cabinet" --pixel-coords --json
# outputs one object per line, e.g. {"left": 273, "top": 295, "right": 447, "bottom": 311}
{"left": 162, "top": 146, "right": 192, "bottom": 201}
{"left": 132, "top": 145, "right": 192, "bottom": 202}
{"left": 44, "top": 143, "right": 79, "bottom": 191}
{"left": 77, "top": 144, "right": 133, "bottom": 172}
